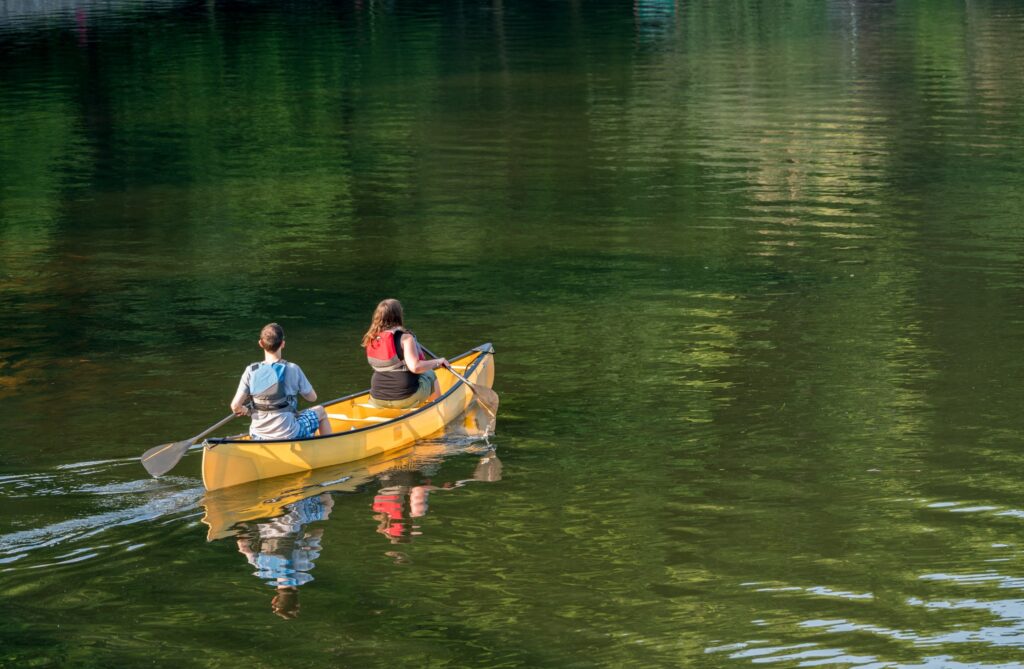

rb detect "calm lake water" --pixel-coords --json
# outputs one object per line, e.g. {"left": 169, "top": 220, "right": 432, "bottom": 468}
{"left": 2, "top": 0, "right": 1024, "bottom": 666}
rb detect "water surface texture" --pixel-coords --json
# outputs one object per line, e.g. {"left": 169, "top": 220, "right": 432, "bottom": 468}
{"left": 2, "top": 0, "right": 1024, "bottom": 666}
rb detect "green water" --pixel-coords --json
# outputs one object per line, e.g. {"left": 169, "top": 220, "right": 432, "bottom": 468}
{"left": 2, "top": 0, "right": 1024, "bottom": 666}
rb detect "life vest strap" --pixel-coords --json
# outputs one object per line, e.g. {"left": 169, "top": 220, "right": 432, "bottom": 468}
{"left": 248, "top": 360, "right": 297, "bottom": 414}
{"left": 367, "top": 330, "right": 411, "bottom": 373}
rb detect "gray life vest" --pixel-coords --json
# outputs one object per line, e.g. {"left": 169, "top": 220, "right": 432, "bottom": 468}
{"left": 247, "top": 361, "right": 298, "bottom": 413}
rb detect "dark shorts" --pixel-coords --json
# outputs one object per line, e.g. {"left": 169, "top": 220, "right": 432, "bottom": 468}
{"left": 369, "top": 370, "right": 437, "bottom": 410}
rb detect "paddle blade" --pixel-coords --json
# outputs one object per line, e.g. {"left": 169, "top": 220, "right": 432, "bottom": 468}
{"left": 141, "top": 438, "right": 193, "bottom": 477}
{"left": 470, "top": 383, "right": 500, "bottom": 418}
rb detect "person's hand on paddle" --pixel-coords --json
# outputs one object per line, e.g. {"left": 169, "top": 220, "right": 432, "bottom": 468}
{"left": 434, "top": 357, "right": 449, "bottom": 370}
{"left": 229, "top": 391, "right": 251, "bottom": 417}
{"left": 420, "top": 345, "right": 499, "bottom": 419}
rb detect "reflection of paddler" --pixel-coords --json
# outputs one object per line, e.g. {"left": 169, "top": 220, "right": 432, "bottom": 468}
{"left": 372, "top": 468, "right": 429, "bottom": 543}
{"left": 376, "top": 479, "right": 436, "bottom": 536}
{"left": 373, "top": 487, "right": 409, "bottom": 542}
{"left": 234, "top": 493, "right": 334, "bottom": 618}
{"left": 371, "top": 451, "right": 502, "bottom": 545}
{"left": 373, "top": 484, "right": 435, "bottom": 542}
{"left": 409, "top": 484, "right": 431, "bottom": 517}
{"left": 272, "top": 586, "right": 300, "bottom": 620}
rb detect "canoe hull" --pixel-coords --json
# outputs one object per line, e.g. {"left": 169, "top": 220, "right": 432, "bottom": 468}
{"left": 201, "top": 344, "right": 494, "bottom": 491}
{"left": 201, "top": 443, "right": 444, "bottom": 540}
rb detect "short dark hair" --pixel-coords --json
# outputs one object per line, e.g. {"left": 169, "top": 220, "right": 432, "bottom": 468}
{"left": 259, "top": 323, "right": 285, "bottom": 352}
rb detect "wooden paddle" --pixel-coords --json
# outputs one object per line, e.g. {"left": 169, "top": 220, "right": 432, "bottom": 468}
{"left": 421, "top": 345, "right": 499, "bottom": 418}
{"left": 141, "top": 414, "right": 237, "bottom": 477}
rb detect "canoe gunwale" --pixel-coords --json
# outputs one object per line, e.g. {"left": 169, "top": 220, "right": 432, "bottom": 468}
{"left": 204, "top": 343, "right": 493, "bottom": 447}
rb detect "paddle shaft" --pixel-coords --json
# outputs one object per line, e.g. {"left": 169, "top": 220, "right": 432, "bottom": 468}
{"left": 420, "top": 345, "right": 498, "bottom": 417}
{"left": 141, "top": 413, "right": 237, "bottom": 477}
{"left": 418, "top": 344, "right": 463, "bottom": 380}
{"left": 185, "top": 413, "right": 238, "bottom": 444}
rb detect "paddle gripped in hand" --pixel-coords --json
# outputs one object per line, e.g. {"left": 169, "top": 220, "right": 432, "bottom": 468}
{"left": 421, "top": 345, "right": 499, "bottom": 418}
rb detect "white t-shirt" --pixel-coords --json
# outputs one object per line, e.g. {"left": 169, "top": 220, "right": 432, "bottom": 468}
{"left": 236, "top": 361, "right": 314, "bottom": 440}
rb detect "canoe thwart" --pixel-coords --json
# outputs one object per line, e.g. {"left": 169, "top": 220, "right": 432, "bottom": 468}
{"left": 327, "top": 413, "right": 390, "bottom": 423}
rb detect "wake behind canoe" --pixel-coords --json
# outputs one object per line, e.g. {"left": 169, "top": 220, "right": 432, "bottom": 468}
{"left": 201, "top": 344, "right": 495, "bottom": 491}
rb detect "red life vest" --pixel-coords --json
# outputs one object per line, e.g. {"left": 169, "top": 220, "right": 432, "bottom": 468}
{"left": 366, "top": 329, "right": 423, "bottom": 373}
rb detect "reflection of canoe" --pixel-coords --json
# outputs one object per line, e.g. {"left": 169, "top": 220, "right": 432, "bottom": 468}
{"left": 202, "top": 344, "right": 495, "bottom": 491}
{"left": 200, "top": 444, "right": 446, "bottom": 541}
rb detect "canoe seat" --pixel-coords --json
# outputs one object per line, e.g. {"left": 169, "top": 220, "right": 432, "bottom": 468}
{"left": 349, "top": 404, "right": 410, "bottom": 419}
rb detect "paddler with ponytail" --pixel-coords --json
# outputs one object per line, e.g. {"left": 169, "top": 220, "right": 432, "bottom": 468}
{"left": 230, "top": 323, "right": 333, "bottom": 440}
{"left": 363, "top": 299, "right": 448, "bottom": 409}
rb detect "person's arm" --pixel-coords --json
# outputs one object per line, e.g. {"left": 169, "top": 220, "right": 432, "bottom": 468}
{"left": 296, "top": 366, "right": 317, "bottom": 402}
{"left": 230, "top": 372, "right": 251, "bottom": 416}
{"left": 402, "top": 334, "right": 446, "bottom": 374}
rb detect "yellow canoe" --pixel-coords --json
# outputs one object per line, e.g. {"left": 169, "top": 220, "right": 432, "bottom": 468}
{"left": 202, "top": 343, "right": 495, "bottom": 491}
{"left": 201, "top": 443, "right": 444, "bottom": 540}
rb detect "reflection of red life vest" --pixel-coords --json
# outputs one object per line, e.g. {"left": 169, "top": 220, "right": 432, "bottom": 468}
{"left": 366, "top": 330, "right": 424, "bottom": 373}
{"left": 373, "top": 492, "right": 405, "bottom": 538}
